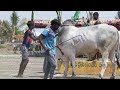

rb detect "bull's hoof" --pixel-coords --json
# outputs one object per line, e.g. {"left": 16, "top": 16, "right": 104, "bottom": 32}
{"left": 63, "top": 75, "right": 67, "bottom": 78}
{"left": 110, "top": 76, "right": 115, "bottom": 79}
{"left": 64, "top": 72, "right": 67, "bottom": 78}
{"left": 72, "top": 72, "right": 76, "bottom": 77}
{"left": 71, "top": 75, "right": 76, "bottom": 77}
{"left": 16, "top": 75, "right": 23, "bottom": 78}
{"left": 99, "top": 74, "right": 103, "bottom": 79}
{"left": 87, "top": 59, "right": 93, "bottom": 61}
{"left": 117, "top": 66, "right": 120, "bottom": 69}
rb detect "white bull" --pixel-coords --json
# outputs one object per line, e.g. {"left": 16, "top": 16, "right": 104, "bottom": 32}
{"left": 56, "top": 23, "right": 120, "bottom": 79}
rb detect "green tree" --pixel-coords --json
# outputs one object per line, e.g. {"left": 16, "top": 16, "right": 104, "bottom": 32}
{"left": 11, "top": 11, "right": 27, "bottom": 37}
{"left": 31, "top": 11, "right": 34, "bottom": 21}
{"left": 56, "top": 11, "right": 62, "bottom": 22}
{"left": 115, "top": 11, "right": 120, "bottom": 19}
{"left": 0, "top": 20, "right": 12, "bottom": 41}
{"left": 88, "top": 11, "right": 93, "bottom": 20}
{"left": 11, "top": 11, "right": 19, "bottom": 38}
{"left": 18, "top": 18, "right": 28, "bottom": 28}
{"left": 2, "top": 20, "right": 12, "bottom": 36}
{"left": 0, "top": 12, "right": 27, "bottom": 42}
{"left": 0, "top": 20, "right": 3, "bottom": 37}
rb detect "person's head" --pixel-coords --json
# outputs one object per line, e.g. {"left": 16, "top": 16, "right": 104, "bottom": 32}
{"left": 50, "top": 19, "right": 61, "bottom": 32}
{"left": 93, "top": 12, "right": 99, "bottom": 20}
{"left": 27, "top": 21, "right": 35, "bottom": 30}
{"left": 82, "top": 17, "right": 84, "bottom": 20}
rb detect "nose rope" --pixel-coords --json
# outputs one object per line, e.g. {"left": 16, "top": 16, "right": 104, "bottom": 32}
{"left": 49, "top": 34, "right": 82, "bottom": 51}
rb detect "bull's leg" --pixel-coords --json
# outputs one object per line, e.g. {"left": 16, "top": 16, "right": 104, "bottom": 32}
{"left": 99, "top": 51, "right": 109, "bottom": 79}
{"left": 64, "top": 61, "right": 69, "bottom": 77}
{"left": 96, "top": 52, "right": 100, "bottom": 60}
{"left": 109, "top": 51, "right": 116, "bottom": 79}
{"left": 71, "top": 60, "right": 76, "bottom": 77}
{"left": 88, "top": 56, "right": 90, "bottom": 60}
{"left": 69, "top": 55, "right": 76, "bottom": 77}
{"left": 110, "top": 60, "right": 116, "bottom": 79}
{"left": 87, "top": 55, "right": 91, "bottom": 61}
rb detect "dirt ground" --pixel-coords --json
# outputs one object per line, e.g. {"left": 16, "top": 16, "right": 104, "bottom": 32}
{"left": 0, "top": 54, "right": 120, "bottom": 79}
{"left": 0, "top": 44, "right": 120, "bottom": 79}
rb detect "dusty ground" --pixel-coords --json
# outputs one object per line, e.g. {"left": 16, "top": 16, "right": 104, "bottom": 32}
{"left": 0, "top": 44, "right": 120, "bottom": 79}
{"left": 0, "top": 54, "right": 120, "bottom": 79}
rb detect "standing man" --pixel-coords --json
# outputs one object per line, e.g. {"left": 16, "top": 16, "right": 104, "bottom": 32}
{"left": 17, "top": 21, "right": 37, "bottom": 78}
{"left": 90, "top": 12, "right": 101, "bottom": 25}
{"left": 39, "top": 19, "right": 63, "bottom": 79}
{"left": 90, "top": 12, "right": 101, "bottom": 60}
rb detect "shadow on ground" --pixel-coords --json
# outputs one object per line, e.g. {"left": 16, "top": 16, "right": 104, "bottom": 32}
{"left": 53, "top": 76, "right": 99, "bottom": 79}
{"left": 36, "top": 71, "right": 44, "bottom": 73}
{"left": 36, "top": 75, "right": 99, "bottom": 79}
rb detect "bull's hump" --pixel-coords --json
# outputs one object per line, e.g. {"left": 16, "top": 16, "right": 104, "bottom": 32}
{"left": 98, "top": 24, "right": 114, "bottom": 29}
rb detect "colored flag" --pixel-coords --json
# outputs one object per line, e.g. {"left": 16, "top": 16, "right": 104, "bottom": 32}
{"left": 73, "top": 11, "right": 80, "bottom": 21}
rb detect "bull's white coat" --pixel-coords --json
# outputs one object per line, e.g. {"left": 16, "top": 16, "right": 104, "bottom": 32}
{"left": 56, "top": 23, "right": 119, "bottom": 79}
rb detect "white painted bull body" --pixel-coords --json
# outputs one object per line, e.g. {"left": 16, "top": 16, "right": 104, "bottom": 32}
{"left": 56, "top": 23, "right": 120, "bottom": 79}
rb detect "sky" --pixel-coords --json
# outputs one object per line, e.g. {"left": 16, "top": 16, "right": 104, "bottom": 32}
{"left": 0, "top": 11, "right": 118, "bottom": 35}
{"left": 0, "top": 11, "right": 118, "bottom": 22}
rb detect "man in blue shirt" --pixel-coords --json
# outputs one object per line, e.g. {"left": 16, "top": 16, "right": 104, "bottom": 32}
{"left": 17, "top": 21, "right": 37, "bottom": 78}
{"left": 39, "top": 19, "right": 63, "bottom": 79}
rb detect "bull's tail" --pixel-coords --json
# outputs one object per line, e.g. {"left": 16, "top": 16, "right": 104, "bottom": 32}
{"left": 116, "top": 31, "right": 120, "bottom": 68}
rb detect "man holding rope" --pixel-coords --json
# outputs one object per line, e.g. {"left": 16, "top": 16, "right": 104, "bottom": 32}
{"left": 39, "top": 19, "right": 63, "bottom": 79}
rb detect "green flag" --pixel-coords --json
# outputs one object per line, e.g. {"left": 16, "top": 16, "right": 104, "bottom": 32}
{"left": 73, "top": 11, "right": 80, "bottom": 21}
{"left": 31, "top": 11, "right": 34, "bottom": 21}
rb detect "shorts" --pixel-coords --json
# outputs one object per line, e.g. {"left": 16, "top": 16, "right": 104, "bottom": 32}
{"left": 21, "top": 45, "right": 29, "bottom": 60}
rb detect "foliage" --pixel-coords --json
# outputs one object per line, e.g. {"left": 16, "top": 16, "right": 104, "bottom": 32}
{"left": 56, "top": 11, "right": 62, "bottom": 22}
{"left": 0, "top": 11, "right": 28, "bottom": 42}
{"left": 115, "top": 11, "right": 120, "bottom": 19}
